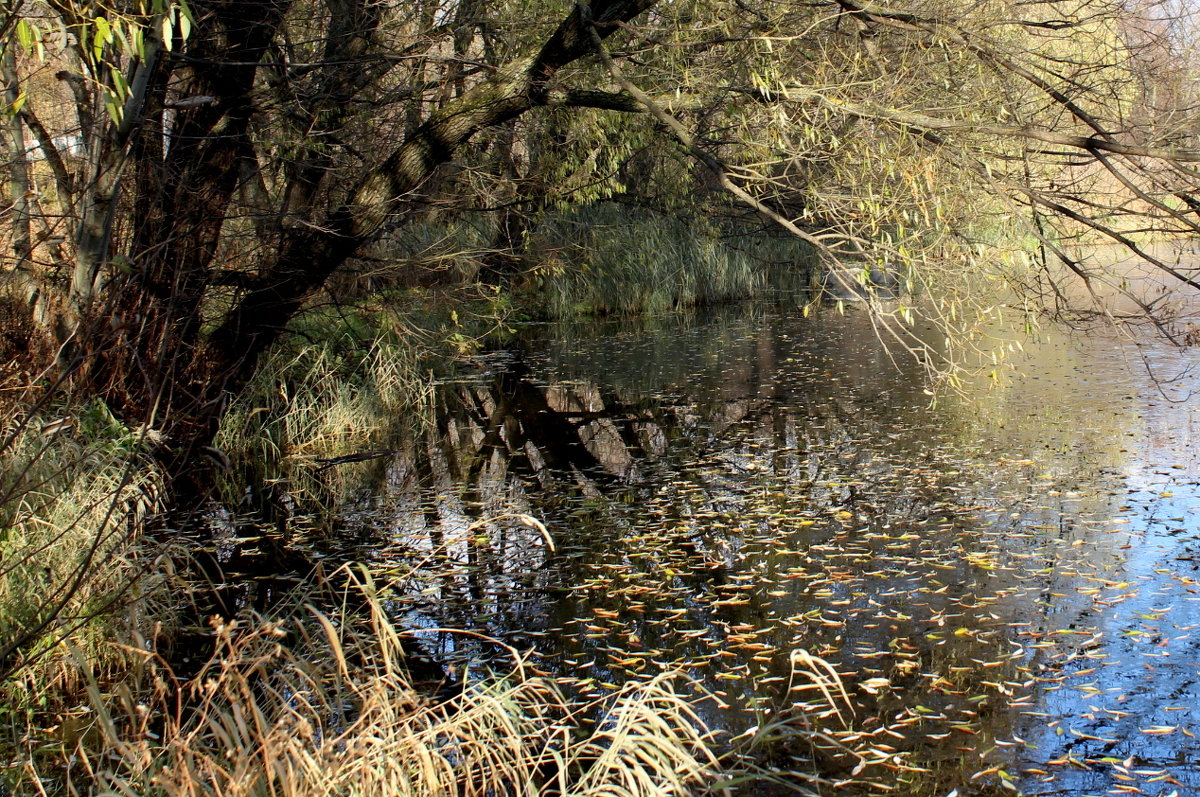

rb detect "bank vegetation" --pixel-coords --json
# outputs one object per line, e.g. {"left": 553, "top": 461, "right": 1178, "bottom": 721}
{"left": 2, "top": 0, "right": 1200, "bottom": 792}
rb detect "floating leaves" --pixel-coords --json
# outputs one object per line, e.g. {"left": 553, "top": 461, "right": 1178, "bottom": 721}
{"left": 355, "top": 309, "right": 1200, "bottom": 795}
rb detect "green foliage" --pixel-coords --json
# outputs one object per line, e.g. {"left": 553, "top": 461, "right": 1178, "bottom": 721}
{"left": 11, "top": 1, "right": 194, "bottom": 127}
{"left": 532, "top": 107, "right": 688, "bottom": 209}
{"left": 526, "top": 203, "right": 818, "bottom": 317}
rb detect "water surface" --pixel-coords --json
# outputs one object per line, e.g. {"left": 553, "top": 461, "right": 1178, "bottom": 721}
{"left": 342, "top": 305, "right": 1200, "bottom": 796}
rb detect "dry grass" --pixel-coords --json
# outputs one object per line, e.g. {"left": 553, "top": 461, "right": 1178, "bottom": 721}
{"left": 0, "top": 398, "right": 171, "bottom": 684}
{"left": 21, "top": 570, "right": 720, "bottom": 797}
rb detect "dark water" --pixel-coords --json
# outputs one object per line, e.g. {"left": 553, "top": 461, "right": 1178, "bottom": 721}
{"left": 336, "top": 304, "right": 1200, "bottom": 796}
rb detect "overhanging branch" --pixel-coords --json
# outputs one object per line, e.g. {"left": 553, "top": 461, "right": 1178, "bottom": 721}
{"left": 792, "top": 90, "right": 1200, "bottom": 163}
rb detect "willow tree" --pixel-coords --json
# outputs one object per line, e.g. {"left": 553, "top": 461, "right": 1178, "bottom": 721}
{"left": 2, "top": 0, "right": 1198, "bottom": 493}
{"left": 2, "top": 0, "right": 663, "bottom": 492}
{"left": 538, "top": 0, "right": 1200, "bottom": 353}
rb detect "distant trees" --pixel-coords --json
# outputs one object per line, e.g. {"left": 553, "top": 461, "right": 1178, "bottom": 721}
{"left": 1, "top": 0, "right": 1198, "bottom": 492}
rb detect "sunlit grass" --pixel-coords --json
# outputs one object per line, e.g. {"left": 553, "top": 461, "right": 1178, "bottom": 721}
{"left": 22, "top": 570, "right": 722, "bottom": 797}
{"left": 0, "top": 398, "right": 171, "bottom": 687}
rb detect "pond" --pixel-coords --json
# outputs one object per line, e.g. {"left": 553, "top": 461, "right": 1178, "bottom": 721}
{"left": 328, "top": 303, "right": 1200, "bottom": 796}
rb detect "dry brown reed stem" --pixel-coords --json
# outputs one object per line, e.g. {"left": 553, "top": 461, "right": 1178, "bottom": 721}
{"left": 39, "top": 570, "right": 720, "bottom": 797}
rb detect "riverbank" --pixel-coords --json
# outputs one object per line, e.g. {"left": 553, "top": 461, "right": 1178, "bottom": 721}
{"left": 0, "top": 297, "right": 746, "bottom": 795}
{"left": 0, "top": 399, "right": 730, "bottom": 795}
{"left": 5, "top": 244, "right": 1196, "bottom": 794}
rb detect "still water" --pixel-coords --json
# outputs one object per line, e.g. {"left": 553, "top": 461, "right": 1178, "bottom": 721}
{"left": 341, "top": 305, "right": 1200, "bottom": 795}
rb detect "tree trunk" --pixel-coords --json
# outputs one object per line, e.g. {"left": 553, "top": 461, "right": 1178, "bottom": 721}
{"left": 2, "top": 47, "right": 32, "bottom": 284}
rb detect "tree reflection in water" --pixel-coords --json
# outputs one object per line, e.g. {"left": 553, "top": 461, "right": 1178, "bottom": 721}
{"left": 329, "top": 308, "right": 1200, "bottom": 795}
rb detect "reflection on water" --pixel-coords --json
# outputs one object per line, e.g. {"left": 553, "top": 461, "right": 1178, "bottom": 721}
{"left": 340, "top": 305, "right": 1200, "bottom": 795}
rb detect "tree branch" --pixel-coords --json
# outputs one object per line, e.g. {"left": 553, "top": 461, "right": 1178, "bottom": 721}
{"left": 792, "top": 90, "right": 1200, "bottom": 163}
{"left": 18, "top": 105, "right": 75, "bottom": 200}
{"left": 580, "top": 3, "right": 836, "bottom": 258}
{"left": 206, "top": 0, "right": 660, "bottom": 386}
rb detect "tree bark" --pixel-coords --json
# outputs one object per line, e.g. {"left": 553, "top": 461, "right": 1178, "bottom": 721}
{"left": 2, "top": 47, "right": 32, "bottom": 277}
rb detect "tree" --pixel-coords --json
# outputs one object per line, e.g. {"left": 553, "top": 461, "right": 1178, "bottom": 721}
{"left": 2, "top": 0, "right": 662, "bottom": 493}
{"left": 2, "top": 0, "right": 1198, "bottom": 496}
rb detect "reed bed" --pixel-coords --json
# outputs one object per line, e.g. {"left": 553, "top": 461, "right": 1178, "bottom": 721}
{"left": 531, "top": 204, "right": 817, "bottom": 317}
{"left": 295, "top": 205, "right": 819, "bottom": 319}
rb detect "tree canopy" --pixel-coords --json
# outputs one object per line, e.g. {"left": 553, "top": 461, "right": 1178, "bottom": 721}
{"left": 2, "top": 0, "right": 1198, "bottom": 484}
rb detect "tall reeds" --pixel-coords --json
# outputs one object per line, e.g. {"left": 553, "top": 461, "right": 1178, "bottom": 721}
{"left": 529, "top": 204, "right": 817, "bottom": 317}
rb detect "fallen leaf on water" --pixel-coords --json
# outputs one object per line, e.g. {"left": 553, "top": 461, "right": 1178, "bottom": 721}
{"left": 1140, "top": 725, "right": 1176, "bottom": 735}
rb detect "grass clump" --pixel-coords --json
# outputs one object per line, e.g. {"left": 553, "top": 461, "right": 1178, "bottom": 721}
{"left": 213, "top": 309, "right": 434, "bottom": 507}
{"left": 0, "top": 392, "right": 184, "bottom": 797}
{"left": 24, "top": 571, "right": 720, "bottom": 797}
{"left": 0, "top": 397, "right": 171, "bottom": 684}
